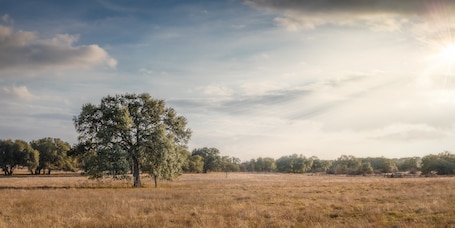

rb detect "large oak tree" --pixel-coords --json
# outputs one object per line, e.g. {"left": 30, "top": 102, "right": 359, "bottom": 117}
{"left": 73, "top": 93, "right": 191, "bottom": 187}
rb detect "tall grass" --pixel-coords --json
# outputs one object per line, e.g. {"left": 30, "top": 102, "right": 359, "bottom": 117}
{"left": 1, "top": 173, "right": 454, "bottom": 227}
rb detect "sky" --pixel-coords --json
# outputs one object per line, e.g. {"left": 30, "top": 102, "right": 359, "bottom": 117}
{"left": 1, "top": 0, "right": 455, "bottom": 161}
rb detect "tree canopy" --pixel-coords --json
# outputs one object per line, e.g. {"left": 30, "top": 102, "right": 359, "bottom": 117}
{"left": 0, "top": 139, "right": 39, "bottom": 175}
{"left": 192, "top": 147, "right": 222, "bottom": 173}
{"left": 275, "top": 154, "right": 313, "bottom": 173}
{"left": 31, "top": 137, "right": 76, "bottom": 174}
{"left": 421, "top": 152, "right": 455, "bottom": 175}
{"left": 73, "top": 93, "right": 191, "bottom": 187}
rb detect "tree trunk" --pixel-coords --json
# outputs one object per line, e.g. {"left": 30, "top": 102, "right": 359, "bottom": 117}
{"left": 133, "top": 157, "right": 142, "bottom": 187}
{"left": 153, "top": 175, "right": 158, "bottom": 188}
{"left": 5, "top": 166, "right": 14, "bottom": 176}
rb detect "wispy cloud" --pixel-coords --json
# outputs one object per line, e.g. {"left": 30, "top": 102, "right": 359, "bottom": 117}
{"left": 373, "top": 123, "right": 449, "bottom": 142}
{"left": 1, "top": 85, "right": 38, "bottom": 101}
{"left": 245, "top": 0, "right": 455, "bottom": 32}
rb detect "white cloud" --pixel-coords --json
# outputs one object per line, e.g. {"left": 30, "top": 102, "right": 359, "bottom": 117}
{"left": 373, "top": 123, "right": 450, "bottom": 142}
{"left": 276, "top": 12, "right": 410, "bottom": 32}
{"left": 0, "top": 21, "right": 117, "bottom": 75}
{"left": 239, "top": 80, "right": 289, "bottom": 96}
{"left": 138, "top": 68, "right": 154, "bottom": 75}
{"left": 245, "top": 0, "right": 455, "bottom": 34}
{"left": 1, "top": 85, "right": 38, "bottom": 101}
{"left": 202, "top": 85, "right": 233, "bottom": 98}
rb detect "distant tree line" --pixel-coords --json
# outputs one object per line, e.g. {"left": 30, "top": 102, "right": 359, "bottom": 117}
{"left": 3, "top": 137, "right": 455, "bottom": 178}
{"left": 181, "top": 147, "right": 241, "bottom": 173}
{"left": 2, "top": 137, "right": 455, "bottom": 178}
{"left": 183, "top": 151, "right": 455, "bottom": 177}
{"left": 0, "top": 137, "right": 76, "bottom": 175}
{"left": 239, "top": 154, "right": 419, "bottom": 175}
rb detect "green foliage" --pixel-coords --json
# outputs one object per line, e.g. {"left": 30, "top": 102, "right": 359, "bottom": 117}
{"left": 187, "top": 147, "right": 239, "bottom": 173}
{"left": 0, "top": 139, "right": 15, "bottom": 175}
{"left": 255, "top": 157, "right": 276, "bottom": 172}
{"left": 396, "top": 157, "right": 420, "bottom": 173}
{"left": 421, "top": 152, "right": 455, "bottom": 175}
{"left": 241, "top": 157, "right": 276, "bottom": 172}
{"left": 362, "top": 157, "right": 398, "bottom": 173}
{"left": 240, "top": 159, "right": 256, "bottom": 172}
{"left": 180, "top": 149, "right": 191, "bottom": 172}
{"left": 359, "top": 162, "right": 374, "bottom": 175}
{"left": 0, "top": 139, "right": 39, "bottom": 175}
{"left": 188, "top": 155, "right": 204, "bottom": 173}
{"left": 143, "top": 140, "right": 187, "bottom": 187}
{"left": 276, "top": 154, "right": 313, "bottom": 173}
{"left": 182, "top": 151, "right": 205, "bottom": 173}
{"left": 328, "top": 155, "right": 361, "bottom": 175}
{"left": 30, "top": 137, "right": 75, "bottom": 174}
{"left": 221, "top": 156, "right": 241, "bottom": 172}
{"left": 192, "top": 147, "right": 221, "bottom": 173}
{"left": 73, "top": 93, "right": 191, "bottom": 187}
{"left": 83, "top": 145, "right": 130, "bottom": 179}
{"left": 309, "top": 156, "right": 332, "bottom": 173}
{"left": 15, "top": 140, "right": 40, "bottom": 174}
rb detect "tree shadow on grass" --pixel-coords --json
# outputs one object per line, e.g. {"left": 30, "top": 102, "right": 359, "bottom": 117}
{"left": 0, "top": 174, "right": 135, "bottom": 189}
{"left": 0, "top": 186, "right": 73, "bottom": 190}
{"left": 0, "top": 185, "right": 135, "bottom": 190}
{"left": 0, "top": 173, "right": 81, "bottom": 178}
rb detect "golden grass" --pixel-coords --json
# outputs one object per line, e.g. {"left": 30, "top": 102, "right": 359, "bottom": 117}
{"left": 1, "top": 173, "right": 455, "bottom": 227}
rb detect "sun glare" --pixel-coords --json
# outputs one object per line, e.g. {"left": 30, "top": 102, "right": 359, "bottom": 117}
{"left": 425, "top": 42, "right": 455, "bottom": 88}
{"left": 437, "top": 43, "right": 455, "bottom": 64}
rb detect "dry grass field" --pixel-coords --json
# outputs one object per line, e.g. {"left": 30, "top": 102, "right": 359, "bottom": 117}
{"left": 1, "top": 172, "right": 455, "bottom": 228}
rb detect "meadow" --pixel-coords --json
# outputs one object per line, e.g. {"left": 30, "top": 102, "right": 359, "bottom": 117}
{"left": 1, "top": 172, "right": 455, "bottom": 227}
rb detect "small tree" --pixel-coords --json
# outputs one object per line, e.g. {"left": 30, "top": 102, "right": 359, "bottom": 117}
{"left": 359, "top": 162, "right": 374, "bottom": 175}
{"left": 398, "top": 157, "right": 420, "bottom": 174}
{"left": 16, "top": 140, "right": 40, "bottom": 174}
{"left": 30, "top": 137, "right": 75, "bottom": 174}
{"left": 262, "top": 157, "right": 276, "bottom": 172}
{"left": 244, "top": 159, "right": 256, "bottom": 172}
{"left": 328, "top": 155, "right": 361, "bottom": 175}
{"left": 143, "top": 137, "right": 187, "bottom": 187}
{"left": 276, "top": 154, "right": 312, "bottom": 173}
{"left": 363, "top": 157, "right": 398, "bottom": 173}
{"left": 310, "top": 157, "right": 332, "bottom": 173}
{"left": 276, "top": 155, "right": 292, "bottom": 173}
{"left": 221, "top": 156, "right": 241, "bottom": 174}
{"left": 421, "top": 152, "right": 455, "bottom": 175}
{"left": 192, "top": 147, "right": 221, "bottom": 173}
{"left": 0, "top": 139, "right": 39, "bottom": 175}
{"left": 184, "top": 155, "right": 204, "bottom": 173}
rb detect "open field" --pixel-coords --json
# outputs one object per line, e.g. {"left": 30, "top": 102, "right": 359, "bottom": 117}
{"left": 1, "top": 173, "right": 455, "bottom": 227}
